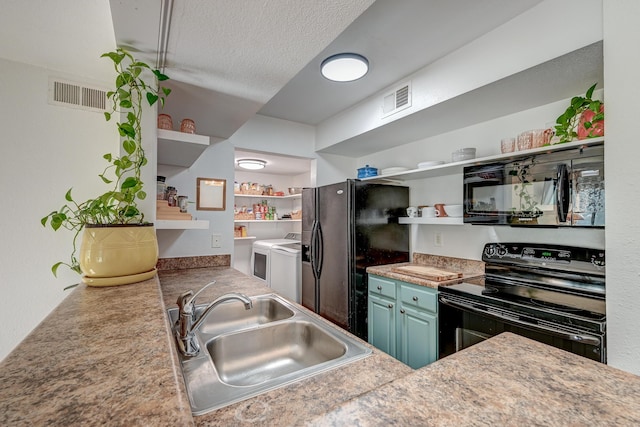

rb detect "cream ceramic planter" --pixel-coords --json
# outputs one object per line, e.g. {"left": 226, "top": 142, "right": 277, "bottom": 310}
{"left": 79, "top": 224, "right": 158, "bottom": 287}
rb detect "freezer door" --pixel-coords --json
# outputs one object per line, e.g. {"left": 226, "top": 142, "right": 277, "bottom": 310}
{"left": 317, "top": 181, "right": 350, "bottom": 330}
{"left": 301, "top": 187, "right": 317, "bottom": 311}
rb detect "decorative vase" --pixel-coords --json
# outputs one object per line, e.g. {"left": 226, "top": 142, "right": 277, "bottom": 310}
{"left": 577, "top": 105, "right": 604, "bottom": 140}
{"left": 180, "top": 118, "right": 196, "bottom": 134}
{"left": 79, "top": 224, "right": 158, "bottom": 287}
{"left": 157, "top": 114, "right": 173, "bottom": 130}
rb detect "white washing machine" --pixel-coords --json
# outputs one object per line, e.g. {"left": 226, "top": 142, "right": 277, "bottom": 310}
{"left": 251, "top": 233, "right": 300, "bottom": 286}
{"left": 270, "top": 242, "right": 301, "bottom": 303}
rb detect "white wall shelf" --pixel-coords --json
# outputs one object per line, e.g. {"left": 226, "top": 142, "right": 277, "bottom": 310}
{"left": 234, "top": 193, "right": 302, "bottom": 199}
{"left": 399, "top": 217, "right": 463, "bottom": 226}
{"left": 234, "top": 219, "right": 301, "bottom": 223}
{"left": 156, "top": 220, "right": 210, "bottom": 230}
{"left": 362, "top": 138, "right": 604, "bottom": 183}
{"left": 157, "top": 129, "right": 214, "bottom": 167}
{"left": 234, "top": 236, "right": 257, "bottom": 240}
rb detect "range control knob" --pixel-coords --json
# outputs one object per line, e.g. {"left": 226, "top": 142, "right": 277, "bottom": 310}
{"left": 496, "top": 245, "right": 507, "bottom": 257}
{"left": 591, "top": 253, "right": 605, "bottom": 269}
{"left": 484, "top": 245, "right": 496, "bottom": 257}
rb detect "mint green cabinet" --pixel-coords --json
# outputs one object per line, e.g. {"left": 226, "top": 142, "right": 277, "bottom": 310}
{"left": 368, "top": 274, "right": 438, "bottom": 369}
{"left": 367, "top": 275, "right": 397, "bottom": 357}
{"left": 368, "top": 293, "right": 397, "bottom": 357}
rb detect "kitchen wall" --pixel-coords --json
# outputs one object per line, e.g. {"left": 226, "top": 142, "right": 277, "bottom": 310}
{"left": 316, "top": 0, "right": 603, "bottom": 152}
{"left": 0, "top": 58, "right": 118, "bottom": 361}
{"left": 359, "top": 94, "right": 606, "bottom": 261}
{"left": 156, "top": 115, "right": 318, "bottom": 261}
{"left": 602, "top": 0, "right": 640, "bottom": 376}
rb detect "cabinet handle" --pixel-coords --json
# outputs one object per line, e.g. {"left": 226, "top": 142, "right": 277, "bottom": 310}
{"left": 400, "top": 309, "right": 406, "bottom": 314}
{"left": 412, "top": 296, "right": 418, "bottom": 301}
{"left": 388, "top": 304, "right": 393, "bottom": 309}
{"left": 377, "top": 286, "right": 382, "bottom": 291}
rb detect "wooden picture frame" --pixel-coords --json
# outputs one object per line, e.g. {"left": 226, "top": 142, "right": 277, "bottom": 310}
{"left": 196, "top": 178, "right": 226, "bottom": 211}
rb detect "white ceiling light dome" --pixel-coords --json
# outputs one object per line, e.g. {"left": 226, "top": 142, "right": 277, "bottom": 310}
{"left": 321, "top": 53, "right": 369, "bottom": 82}
{"left": 237, "top": 159, "right": 266, "bottom": 170}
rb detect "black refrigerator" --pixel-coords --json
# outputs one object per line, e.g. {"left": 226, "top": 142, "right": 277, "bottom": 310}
{"left": 301, "top": 180, "right": 409, "bottom": 340}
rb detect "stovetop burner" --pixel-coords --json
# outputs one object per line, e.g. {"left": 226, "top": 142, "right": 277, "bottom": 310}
{"left": 439, "top": 243, "right": 606, "bottom": 363}
{"left": 439, "top": 243, "right": 606, "bottom": 330}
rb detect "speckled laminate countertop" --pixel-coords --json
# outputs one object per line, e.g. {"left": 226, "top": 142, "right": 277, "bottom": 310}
{"left": 3, "top": 266, "right": 640, "bottom": 426}
{"left": 367, "top": 253, "right": 485, "bottom": 289}
{"left": 0, "top": 275, "right": 193, "bottom": 426}
{"left": 308, "top": 332, "right": 640, "bottom": 426}
{"left": 0, "top": 267, "right": 411, "bottom": 426}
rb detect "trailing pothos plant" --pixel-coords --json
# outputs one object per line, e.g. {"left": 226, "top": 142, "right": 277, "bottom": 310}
{"left": 41, "top": 48, "right": 171, "bottom": 276}
{"left": 555, "top": 83, "right": 604, "bottom": 143}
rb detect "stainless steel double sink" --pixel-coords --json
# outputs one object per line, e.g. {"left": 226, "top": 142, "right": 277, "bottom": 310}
{"left": 167, "top": 294, "right": 371, "bottom": 415}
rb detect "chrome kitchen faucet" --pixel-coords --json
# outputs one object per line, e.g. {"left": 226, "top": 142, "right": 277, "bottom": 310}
{"left": 174, "top": 281, "right": 253, "bottom": 357}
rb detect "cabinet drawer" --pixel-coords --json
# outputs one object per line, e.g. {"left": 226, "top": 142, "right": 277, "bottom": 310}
{"left": 368, "top": 275, "right": 396, "bottom": 299}
{"left": 400, "top": 283, "right": 437, "bottom": 313}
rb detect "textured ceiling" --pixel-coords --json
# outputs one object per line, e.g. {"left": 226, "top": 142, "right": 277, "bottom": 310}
{"left": 259, "top": 0, "right": 544, "bottom": 125}
{"left": 163, "top": 0, "right": 376, "bottom": 104}
{"left": 2, "top": 0, "right": 549, "bottom": 175}
{"left": 109, "top": 0, "right": 375, "bottom": 141}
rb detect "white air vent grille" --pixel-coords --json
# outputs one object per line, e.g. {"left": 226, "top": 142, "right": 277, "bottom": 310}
{"left": 49, "top": 78, "right": 108, "bottom": 112}
{"left": 382, "top": 82, "right": 412, "bottom": 118}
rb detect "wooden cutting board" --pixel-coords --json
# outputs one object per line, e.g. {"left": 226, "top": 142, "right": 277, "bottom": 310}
{"left": 391, "top": 265, "right": 462, "bottom": 281}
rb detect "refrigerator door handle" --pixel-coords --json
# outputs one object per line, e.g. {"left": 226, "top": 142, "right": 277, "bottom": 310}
{"left": 310, "top": 220, "right": 319, "bottom": 279}
{"left": 316, "top": 221, "right": 324, "bottom": 278}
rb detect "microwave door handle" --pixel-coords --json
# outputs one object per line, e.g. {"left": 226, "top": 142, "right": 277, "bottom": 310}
{"left": 556, "top": 164, "right": 570, "bottom": 223}
{"left": 438, "top": 296, "right": 601, "bottom": 346}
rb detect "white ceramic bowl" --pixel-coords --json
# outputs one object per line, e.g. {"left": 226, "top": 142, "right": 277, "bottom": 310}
{"left": 444, "top": 204, "right": 463, "bottom": 217}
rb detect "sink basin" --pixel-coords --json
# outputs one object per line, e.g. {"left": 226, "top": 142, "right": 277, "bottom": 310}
{"left": 208, "top": 320, "right": 346, "bottom": 386}
{"left": 196, "top": 295, "right": 294, "bottom": 336}
{"left": 167, "top": 294, "right": 371, "bottom": 415}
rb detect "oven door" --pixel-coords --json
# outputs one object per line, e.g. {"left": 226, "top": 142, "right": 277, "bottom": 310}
{"left": 438, "top": 293, "right": 605, "bottom": 363}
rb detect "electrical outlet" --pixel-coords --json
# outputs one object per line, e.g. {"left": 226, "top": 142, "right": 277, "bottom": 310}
{"left": 211, "top": 233, "right": 221, "bottom": 248}
{"left": 434, "top": 232, "right": 443, "bottom": 247}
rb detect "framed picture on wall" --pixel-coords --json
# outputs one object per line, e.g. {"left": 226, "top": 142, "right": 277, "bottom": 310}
{"left": 197, "top": 178, "right": 226, "bottom": 211}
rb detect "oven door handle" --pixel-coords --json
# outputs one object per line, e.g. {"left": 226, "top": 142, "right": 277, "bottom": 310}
{"left": 438, "top": 296, "right": 602, "bottom": 346}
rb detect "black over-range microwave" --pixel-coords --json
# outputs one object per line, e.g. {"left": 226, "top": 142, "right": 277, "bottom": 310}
{"left": 463, "top": 143, "right": 604, "bottom": 227}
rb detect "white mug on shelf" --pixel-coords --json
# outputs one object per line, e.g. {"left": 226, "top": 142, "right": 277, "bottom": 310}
{"left": 406, "top": 206, "right": 418, "bottom": 218}
{"left": 421, "top": 206, "right": 436, "bottom": 218}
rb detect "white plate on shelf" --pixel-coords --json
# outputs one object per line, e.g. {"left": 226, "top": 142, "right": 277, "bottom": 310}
{"left": 417, "top": 160, "right": 445, "bottom": 168}
{"left": 380, "top": 167, "right": 409, "bottom": 175}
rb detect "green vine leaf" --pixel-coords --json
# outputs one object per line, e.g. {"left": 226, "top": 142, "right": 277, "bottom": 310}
{"left": 146, "top": 92, "right": 159, "bottom": 106}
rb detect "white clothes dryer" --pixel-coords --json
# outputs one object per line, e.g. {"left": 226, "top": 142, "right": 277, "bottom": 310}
{"left": 270, "top": 242, "right": 301, "bottom": 303}
{"left": 251, "top": 233, "right": 300, "bottom": 285}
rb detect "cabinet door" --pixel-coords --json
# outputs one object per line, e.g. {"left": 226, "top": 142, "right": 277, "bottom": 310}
{"left": 368, "top": 293, "right": 396, "bottom": 357}
{"left": 399, "top": 305, "right": 437, "bottom": 369}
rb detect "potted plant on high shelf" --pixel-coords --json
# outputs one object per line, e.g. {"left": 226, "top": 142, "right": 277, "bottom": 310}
{"left": 41, "top": 48, "right": 171, "bottom": 287}
{"left": 554, "top": 82, "right": 604, "bottom": 143}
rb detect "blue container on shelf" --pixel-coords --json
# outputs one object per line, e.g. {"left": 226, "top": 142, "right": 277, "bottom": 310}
{"left": 357, "top": 165, "right": 378, "bottom": 179}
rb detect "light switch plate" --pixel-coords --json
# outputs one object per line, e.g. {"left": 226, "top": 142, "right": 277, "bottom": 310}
{"left": 211, "top": 233, "right": 221, "bottom": 248}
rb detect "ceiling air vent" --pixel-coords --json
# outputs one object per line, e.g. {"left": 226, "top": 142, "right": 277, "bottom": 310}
{"left": 48, "top": 78, "right": 108, "bottom": 112}
{"left": 382, "top": 81, "right": 411, "bottom": 118}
